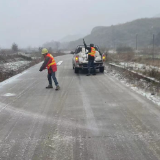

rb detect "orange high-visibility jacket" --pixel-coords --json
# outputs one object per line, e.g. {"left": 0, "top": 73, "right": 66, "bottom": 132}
{"left": 45, "top": 53, "right": 57, "bottom": 73}
{"left": 88, "top": 47, "right": 96, "bottom": 57}
{"left": 46, "top": 54, "right": 56, "bottom": 69}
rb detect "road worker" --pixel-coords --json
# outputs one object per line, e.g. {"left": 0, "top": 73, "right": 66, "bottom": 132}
{"left": 83, "top": 39, "right": 96, "bottom": 76}
{"left": 39, "top": 48, "right": 60, "bottom": 90}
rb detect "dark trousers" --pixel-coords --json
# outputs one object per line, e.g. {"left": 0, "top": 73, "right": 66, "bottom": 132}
{"left": 48, "top": 71, "right": 59, "bottom": 86}
{"left": 88, "top": 59, "right": 95, "bottom": 74}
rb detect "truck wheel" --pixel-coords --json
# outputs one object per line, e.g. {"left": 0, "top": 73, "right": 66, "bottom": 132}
{"left": 99, "top": 67, "right": 104, "bottom": 73}
{"left": 75, "top": 67, "right": 79, "bottom": 73}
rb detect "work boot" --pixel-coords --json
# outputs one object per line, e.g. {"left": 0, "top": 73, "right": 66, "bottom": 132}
{"left": 55, "top": 85, "right": 60, "bottom": 91}
{"left": 46, "top": 84, "right": 53, "bottom": 89}
{"left": 92, "top": 69, "right": 96, "bottom": 75}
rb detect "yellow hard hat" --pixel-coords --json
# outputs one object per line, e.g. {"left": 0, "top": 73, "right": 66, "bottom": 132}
{"left": 41, "top": 48, "right": 48, "bottom": 54}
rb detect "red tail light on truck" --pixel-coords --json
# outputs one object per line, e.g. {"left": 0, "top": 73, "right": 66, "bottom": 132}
{"left": 75, "top": 56, "right": 79, "bottom": 63}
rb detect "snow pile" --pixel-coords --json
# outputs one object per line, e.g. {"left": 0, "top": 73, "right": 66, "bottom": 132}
{"left": 107, "top": 67, "right": 160, "bottom": 106}
{"left": 0, "top": 61, "right": 31, "bottom": 72}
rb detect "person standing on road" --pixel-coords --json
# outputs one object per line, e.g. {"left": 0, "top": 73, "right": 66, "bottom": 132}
{"left": 39, "top": 48, "right": 60, "bottom": 91}
{"left": 83, "top": 39, "right": 96, "bottom": 76}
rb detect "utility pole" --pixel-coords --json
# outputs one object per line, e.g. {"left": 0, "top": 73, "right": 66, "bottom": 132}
{"left": 136, "top": 34, "right": 138, "bottom": 50}
{"left": 152, "top": 34, "right": 155, "bottom": 61}
{"left": 112, "top": 25, "right": 115, "bottom": 49}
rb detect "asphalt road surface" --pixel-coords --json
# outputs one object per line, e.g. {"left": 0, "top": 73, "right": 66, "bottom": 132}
{"left": 1, "top": 55, "right": 160, "bottom": 160}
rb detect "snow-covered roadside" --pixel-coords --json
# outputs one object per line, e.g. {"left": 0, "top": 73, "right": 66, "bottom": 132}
{"left": 106, "top": 66, "right": 160, "bottom": 106}
{"left": 0, "top": 59, "right": 41, "bottom": 82}
{"left": 119, "top": 62, "right": 160, "bottom": 72}
{"left": 0, "top": 61, "right": 31, "bottom": 72}
{"left": 109, "top": 63, "right": 160, "bottom": 83}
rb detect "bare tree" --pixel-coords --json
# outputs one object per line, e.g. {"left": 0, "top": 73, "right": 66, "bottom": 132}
{"left": 48, "top": 47, "right": 53, "bottom": 53}
{"left": 38, "top": 47, "right": 43, "bottom": 53}
{"left": 12, "top": 43, "right": 18, "bottom": 52}
{"left": 55, "top": 41, "right": 60, "bottom": 52}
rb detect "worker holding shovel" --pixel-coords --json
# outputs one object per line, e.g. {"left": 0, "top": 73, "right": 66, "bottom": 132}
{"left": 39, "top": 48, "right": 60, "bottom": 90}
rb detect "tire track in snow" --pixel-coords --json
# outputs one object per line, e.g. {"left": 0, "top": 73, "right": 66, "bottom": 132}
{"left": 46, "top": 75, "right": 75, "bottom": 160}
{"left": 0, "top": 81, "right": 39, "bottom": 159}
{"left": 0, "top": 81, "right": 37, "bottom": 137}
{"left": 104, "top": 72, "right": 160, "bottom": 160}
{"left": 0, "top": 81, "right": 37, "bottom": 113}
{"left": 78, "top": 79, "right": 108, "bottom": 160}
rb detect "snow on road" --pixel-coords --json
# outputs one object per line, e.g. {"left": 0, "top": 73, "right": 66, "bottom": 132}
{"left": 106, "top": 68, "right": 160, "bottom": 106}
{"left": 57, "top": 61, "right": 63, "bottom": 66}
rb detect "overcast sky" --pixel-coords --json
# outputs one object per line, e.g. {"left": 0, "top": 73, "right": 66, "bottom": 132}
{"left": 0, "top": 0, "right": 160, "bottom": 48}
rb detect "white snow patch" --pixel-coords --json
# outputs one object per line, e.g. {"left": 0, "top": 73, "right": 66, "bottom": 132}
{"left": 57, "top": 61, "right": 63, "bottom": 66}
{"left": 0, "top": 61, "right": 31, "bottom": 72}
{"left": 118, "top": 62, "right": 160, "bottom": 72}
{"left": 110, "top": 63, "right": 160, "bottom": 83}
{"left": 2, "top": 93, "right": 16, "bottom": 97}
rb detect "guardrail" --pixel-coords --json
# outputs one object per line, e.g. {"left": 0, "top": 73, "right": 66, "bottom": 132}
{"left": 109, "top": 63, "right": 160, "bottom": 84}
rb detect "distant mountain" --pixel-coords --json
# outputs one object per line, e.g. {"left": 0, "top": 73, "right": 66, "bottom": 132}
{"left": 43, "top": 40, "right": 70, "bottom": 51}
{"left": 154, "top": 13, "right": 160, "bottom": 17}
{"left": 60, "top": 34, "right": 84, "bottom": 42}
{"left": 68, "top": 18, "right": 160, "bottom": 49}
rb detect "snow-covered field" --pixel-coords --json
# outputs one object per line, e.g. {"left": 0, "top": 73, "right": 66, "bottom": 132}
{"left": 0, "top": 61, "right": 31, "bottom": 72}
{"left": 119, "top": 62, "right": 160, "bottom": 72}
{"left": 110, "top": 62, "right": 160, "bottom": 83}
{"left": 106, "top": 66, "right": 160, "bottom": 106}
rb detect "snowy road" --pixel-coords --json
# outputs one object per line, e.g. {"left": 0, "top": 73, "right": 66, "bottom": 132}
{"left": 1, "top": 55, "right": 160, "bottom": 159}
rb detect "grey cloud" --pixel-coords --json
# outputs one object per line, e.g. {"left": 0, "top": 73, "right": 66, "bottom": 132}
{"left": 0, "top": 0, "right": 160, "bottom": 48}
